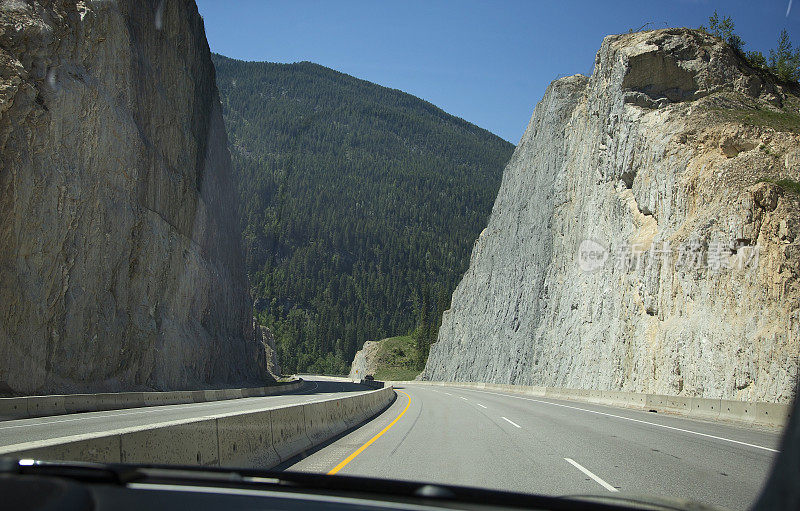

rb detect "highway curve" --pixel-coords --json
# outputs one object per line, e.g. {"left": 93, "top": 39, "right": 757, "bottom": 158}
{"left": 285, "top": 383, "right": 782, "bottom": 511}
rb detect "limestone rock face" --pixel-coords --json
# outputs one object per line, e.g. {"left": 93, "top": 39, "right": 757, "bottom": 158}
{"left": 349, "top": 341, "right": 379, "bottom": 380}
{"left": 257, "top": 324, "right": 281, "bottom": 378}
{"left": 423, "top": 29, "right": 800, "bottom": 403}
{"left": 0, "top": 1, "right": 270, "bottom": 394}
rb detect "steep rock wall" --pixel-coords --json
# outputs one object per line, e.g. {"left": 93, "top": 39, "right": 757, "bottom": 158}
{"left": 424, "top": 29, "right": 800, "bottom": 403}
{"left": 0, "top": 0, "right": 270, "bottom": 394}
{"left": 257, "top": 324, "right": 281, "bottom": 378}
{"left": 349, "top": 340, "right": 379, "bottom": 380}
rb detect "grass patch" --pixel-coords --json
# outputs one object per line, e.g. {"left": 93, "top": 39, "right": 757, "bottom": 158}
{"left": 708, "top": 93, "right": 800, "bottom": 133}
{"left": 374, "top": 367, "right": 422, "bottom": 381}
{"left": 373, "top": 335, "right": 420, "bottom": 381}
{"left": 757, "top": 177, "right": 800, "bottom": 195}
{"left": 715, "top": 107, "right": 800, "bottom": 133}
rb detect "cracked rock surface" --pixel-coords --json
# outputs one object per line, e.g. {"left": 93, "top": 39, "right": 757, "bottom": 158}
{"left": 423, "top": 29, "right": 800, "bottom": 403}
{"left": 0, "top": 1, "right": 270, "bottom": 394}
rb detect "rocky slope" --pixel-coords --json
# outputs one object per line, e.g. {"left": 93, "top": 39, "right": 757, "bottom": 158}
{"left": 349, "top": 335, "right": 419, "bottom": 381}
{"left": 423, "top": 29, "right": 800, "bottom": 403}
{"left": 257, "top": 324, "right": 282, "bottom": 378}
{"left": 349, "top": 341, "right": 380, "bottom": 380}
{"left": 0, "top": 1, "right": 271, "bottom": 394}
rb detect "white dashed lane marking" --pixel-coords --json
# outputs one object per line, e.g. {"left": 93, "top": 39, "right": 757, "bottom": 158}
{"left": 501, "top": 416, "right": 521, "bottom": 428}
{"left": 565, "top": 458, "right": 618, "bottom": 492}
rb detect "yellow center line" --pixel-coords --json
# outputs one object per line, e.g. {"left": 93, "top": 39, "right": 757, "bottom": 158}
{"left": 327, "top": 390, "right": 411, "bottom": 475}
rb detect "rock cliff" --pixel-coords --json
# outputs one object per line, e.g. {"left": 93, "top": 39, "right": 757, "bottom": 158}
{"left": 257, "top": 323, "right": 281, "bottom": 378}
{"left": 349, "top": 340, "right": 380, "bottom": 380}
{"left": 423, "top": 29, "right": 800, "bottom": 403}
{"left": 0, "top": 0, "right": 271, "bottom": 394}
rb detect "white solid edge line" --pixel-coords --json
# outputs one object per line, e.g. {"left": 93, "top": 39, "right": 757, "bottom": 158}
{"left": 501, "top": 416, "right": 521, "bottom": 428}
{"left": 477, "top": 404, "right": 487, "bottom": 409}
{"left": 2, "top": 380, "right": 315, "bottom": 431}
{"left": 0, "top": 399, "right": 248, "bottom": 431}
{"left": 457, "top": 388, "right": 778, "bottom": 453}
{"left": 564, "top": 458, "right": 618, "bottom": 492}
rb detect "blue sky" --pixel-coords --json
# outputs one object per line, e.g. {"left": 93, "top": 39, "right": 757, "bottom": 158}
{"left": 197, "top": 0, "right": 798, "bottom": 143}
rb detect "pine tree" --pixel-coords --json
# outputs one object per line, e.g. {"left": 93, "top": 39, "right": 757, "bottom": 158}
{"left": 769, "top": 29, "right": 800, "bottom": 83}
{"left": 212, "top": 55, "right": 514, "bottom": 374}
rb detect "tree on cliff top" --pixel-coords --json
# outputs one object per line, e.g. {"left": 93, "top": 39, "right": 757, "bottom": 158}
{"left": 769, "top": 29, "right": 800, "bottom": 83}
{"left": 700, "top": 12, "right": 799, "bottom": 84}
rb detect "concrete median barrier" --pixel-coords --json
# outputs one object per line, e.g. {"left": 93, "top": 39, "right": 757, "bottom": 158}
{"left": 26, "top": 396, "right": 66, "bottom": 417}
{"left": 325, "top": 398, "right": 349, "bottom": 432}
{"left": 271, "top": 403, "right": 312, "bottom": 461}
{"left": 0, "top": 387, "right": 394, "bottom": 470}
{"left": 204, "top": 389, "right": 225, "bottom": 401}
{"left": 718, "top": 399, "right": 757, "bottom": 423}
{"left": 0, "top": 398, "right": 28, "bottom": 420}
{"left": 689, "top": 396, "right": 722, "bottom": 420}
{"left": 64, "top": 394, "right": 103, "bottom": 414}
{"left": 143, "top": 392, "right": 173, "bottom": 407}
{"left": 360, "top": 378, "right": 384, "bottom": 389}
{"left": 612, "top": 391, "right": 646, "bottom": 409}
{"left": 0, "top": 380, "right": 304, "bottom": 421}
{"left": 667, "top": 395, "right": 693, "bottom": 412}
{"left": 350, "top": 394, "right": 367, "bottom": 424}
{"left": 223, "top": 389, "right": 244, "bottom": 400}
{"left": 112, "top": 393, "right": 137, "bottom": 409}
{"left": 218, "top": 410, "right": 280, "bottom": 468}
{"left": 101, "top": 393, "right": 134, "bottom": 411}
{"left": 303, "top": 401, "right": 334, "bottom": 446}
{"left": 121, "top": 420, "right": 219, "bottom": 466}
{"left": 13, "top": 434, "right": 122, "bottom": 463}
{"left": 755, "top": 401, "right": 791, "bottom": 427}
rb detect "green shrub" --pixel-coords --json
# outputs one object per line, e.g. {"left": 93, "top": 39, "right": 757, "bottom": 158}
{"left": 373, "top": 336, "right": 421, "bottom": 381}
{"left": 714, "top": 107, "right": 800, "bottom": 134}
{"left": 700, "top": 13, "right": 799, "bottom": 83}
{"left": 757, "top": 177, "right": 800, "bottom": 196}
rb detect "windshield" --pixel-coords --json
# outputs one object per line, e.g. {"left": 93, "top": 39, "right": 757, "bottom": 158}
{"left": 1, "top": 1, "right": 798, "bottom": 510}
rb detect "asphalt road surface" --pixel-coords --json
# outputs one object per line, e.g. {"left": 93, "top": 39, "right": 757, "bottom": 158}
{"left": 285, "top": 383, "right": 783, "bottom": 511}
{"left": 0, "top": 375, "right": 367, "bottom": 450}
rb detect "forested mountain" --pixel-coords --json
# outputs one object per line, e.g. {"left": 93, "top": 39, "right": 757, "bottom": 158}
{"left": 212, "top": 54, "right": 514, "bottom": 374}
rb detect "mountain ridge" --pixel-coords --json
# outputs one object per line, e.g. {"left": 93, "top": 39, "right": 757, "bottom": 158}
{"left": 212, "top": 53, "right": 515, "bottom": 374}
{"left": 212, "top": 54, "right": 511, "bottom": 143}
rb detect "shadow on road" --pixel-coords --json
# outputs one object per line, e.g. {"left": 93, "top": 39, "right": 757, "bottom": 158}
{"left": 296, "top": 378, "right": 370, "bottom": 395}
{"left": 271, "top": 390, "right": 399, "bottom": 472}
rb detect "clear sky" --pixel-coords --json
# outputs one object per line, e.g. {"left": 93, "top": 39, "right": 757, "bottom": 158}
{"left": 196, "top": 0, "right": 798, "bottom": 144}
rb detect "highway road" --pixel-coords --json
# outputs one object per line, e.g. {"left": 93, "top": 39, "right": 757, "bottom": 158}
{"left": 285, "top": 383, "right": 783, "bottom": 511}
{"left": 0, "top": 376, "right": 368, "bottom": 451}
